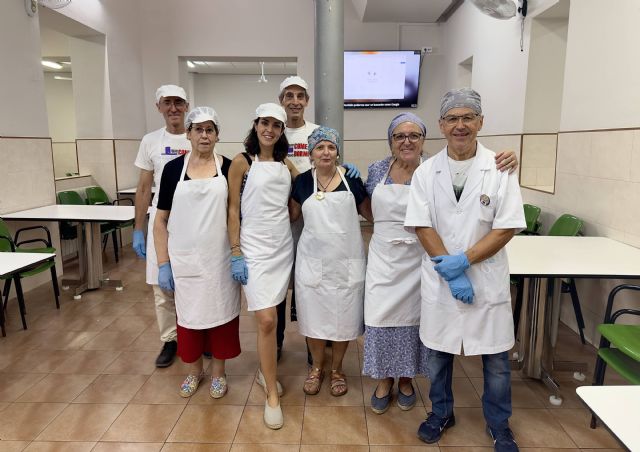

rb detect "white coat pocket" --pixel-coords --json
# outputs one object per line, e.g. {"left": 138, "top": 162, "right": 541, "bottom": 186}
{"left": 348, "top": 258, "right": 366, "bottom": 287}
{"left": 170, "top": 249, "right": 205, "bottom": 278}
{"left": 296, "top": 256, "right": 322, "bottom": 288}
{"left": 478, "top": 192, "right": 497, "bottom": 223}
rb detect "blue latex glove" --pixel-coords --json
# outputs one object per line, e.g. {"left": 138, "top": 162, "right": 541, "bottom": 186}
{"left": 132, "top": 229, "right": 146, "bottom": 259}
{"left": 342, "top": 162, "right": 361, "bottom": 178}
{"left": 231, "top": 255, "right": 248, "bottom": 285}
{"left": 158, "top": 262, "right": 174, "bottom": 291}
{"left": 447, "top": 272, "right": 474, "bottom": 304}
{"left": 431, "top": 253, "right": 470, "bottom": 281}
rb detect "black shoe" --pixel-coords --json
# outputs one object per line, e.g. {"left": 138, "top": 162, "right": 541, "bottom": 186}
{"left": 487, "top": 426, "right": 519, "bottom": 452}
{"left": 155, "top": 340, "right": 177, "bottom": 368}
{"left": 417, "top": 412, "right": 455, "bottom": 444}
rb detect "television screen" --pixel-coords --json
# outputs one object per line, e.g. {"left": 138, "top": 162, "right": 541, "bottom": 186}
{"left": 344, "top": 50, "right": 422, "bottom": 109}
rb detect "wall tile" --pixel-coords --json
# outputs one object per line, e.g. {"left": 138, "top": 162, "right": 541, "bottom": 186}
{"left": 588, "top": 130, "right": 633, "bottom": 181}
{"left": 557, "top": 132, "right": 591, "bottom": 176}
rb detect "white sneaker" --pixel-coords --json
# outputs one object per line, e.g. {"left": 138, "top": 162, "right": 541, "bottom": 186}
{"left": 264, "top": 399, "right": 284, "bottom": 430}
{"left": 256, "top": 368, "right": 284, "bottom": 396}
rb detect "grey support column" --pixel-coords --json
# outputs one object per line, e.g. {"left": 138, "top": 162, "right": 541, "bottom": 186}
{"left": 314, "top": 0, "right": 344, "bottom": 163}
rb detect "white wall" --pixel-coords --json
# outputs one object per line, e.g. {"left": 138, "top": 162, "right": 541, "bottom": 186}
{"left": 43, "top": 73, "right": 76, "bottom": 142}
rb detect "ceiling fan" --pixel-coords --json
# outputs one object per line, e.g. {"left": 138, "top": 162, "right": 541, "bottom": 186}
{"left": 25, "top": 0, "right": 72, "bottom": 17}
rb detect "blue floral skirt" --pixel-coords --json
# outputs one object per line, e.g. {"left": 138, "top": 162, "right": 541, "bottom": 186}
{"left": 362, "top": 325, "right": 429, "bottom": 379}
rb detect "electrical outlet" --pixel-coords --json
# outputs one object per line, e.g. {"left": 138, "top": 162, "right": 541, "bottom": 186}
{"left": 421, "top": 46, "right": 433, "bottom": 55}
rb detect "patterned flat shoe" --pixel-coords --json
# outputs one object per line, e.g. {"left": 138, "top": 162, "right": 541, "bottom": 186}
{"left": 210, "top": 375, "right": 228, "bottom": 399}
{"left": 179, "top": 372, "right": 204, "bottom": 398}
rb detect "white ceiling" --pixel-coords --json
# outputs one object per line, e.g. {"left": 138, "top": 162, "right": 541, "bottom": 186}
{"left": 353, "top": 0, "right": 458, "bottom": 23}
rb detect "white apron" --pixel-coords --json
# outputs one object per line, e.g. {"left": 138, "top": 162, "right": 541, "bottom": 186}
{"left": 365, "top": 160, "right": 423, "bottom": 327}
{"left": 167, "top": 152, "right": 240, "bottom": 329}
{"left": 240, "top": 155, "right": 294, "bottom": 311}
{"left": 295, "top": 169, "right": 366, "bottom": 341}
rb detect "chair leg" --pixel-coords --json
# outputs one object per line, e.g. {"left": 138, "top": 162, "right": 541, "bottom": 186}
{"left": 590, "top": 355, "right": 607, "bottom": 429}
{"left": 3, "top": 278, "right": 12, "bottom": 312}
{"left": 50, "top": 265, "right": 60, "bottom": 309}
{"left": 513, "top": 276, "right": 524, "bottom": 336}
{"left": 0, "top": 282, "right": 5, "bottom": 337}
{"left": 567, "top": 278, "right": 586, "bottom": 344}
{"left": 102, "top": 234, "right": 108, "bottom": 252}
{"left": 12, "top": 276, "right": 27, "bottom": 330}
{"left": 112, "top": 230, "right": 119, "bottom": 263}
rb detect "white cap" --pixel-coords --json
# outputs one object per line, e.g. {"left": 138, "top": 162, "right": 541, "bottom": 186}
{"left": 185, "top": 106, "right": 220, "bottom": 129}
{"left": 279, "top": 75, "right": 309, "bottom": 93}
{"left": 255, "top": 103, "right": 287, "bottom": 124}
{"left": 155, "top": 84, "right": 187, "bottom": 103}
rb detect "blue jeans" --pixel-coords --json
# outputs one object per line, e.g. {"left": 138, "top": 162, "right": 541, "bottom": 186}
{"left": 427, "top": 349, "right": 512, "bottom": 430}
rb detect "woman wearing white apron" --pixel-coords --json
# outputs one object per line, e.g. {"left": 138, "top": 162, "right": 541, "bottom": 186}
{"left": 154, "top": 107, "right": 241, "bottom": 399}
{"left": 227, "top": 103, "right": 298, "bottom": 430}
{"left": 289, "top": 126, "right": 372, "bottom": 398}
{"left": 363, "top": 113, "right": 429, "bottom": 414}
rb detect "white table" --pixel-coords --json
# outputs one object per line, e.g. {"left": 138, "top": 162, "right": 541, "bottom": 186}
{"left": 0, "top": 252, "right": 56, "bottom": 335}
{"left": 117, "top": 186, "right": 156, "bottom": 195}
{"left": 506, "top": 236, "right": 640, "bottom": 400}
{"left": 2, "top": 205, "right": 135, "bottom": 298}
{"left": 576, "top": 385, "right": 640, "bottom": 450}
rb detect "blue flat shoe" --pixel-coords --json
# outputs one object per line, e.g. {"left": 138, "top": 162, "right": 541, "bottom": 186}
{"left": 370, "top": 387, "right": 392, "bottom": 414}
{"left": 397, "top": 384, "right": 417, "bottom": 410}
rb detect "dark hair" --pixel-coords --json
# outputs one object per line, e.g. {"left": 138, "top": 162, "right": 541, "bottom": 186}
{"left": 243, "top": 118, "right": 289, "bottom": 162}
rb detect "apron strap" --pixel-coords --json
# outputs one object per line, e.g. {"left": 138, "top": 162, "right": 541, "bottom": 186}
{"left": 312, "top": 167, "right": 352, "bottom": 194}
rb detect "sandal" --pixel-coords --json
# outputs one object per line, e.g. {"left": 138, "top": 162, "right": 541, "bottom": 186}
{"left": 303, "top": 367, "right": 324, "bottom": 395}
{"left": 330, "top": 370, "right": 348, "bottom": 397}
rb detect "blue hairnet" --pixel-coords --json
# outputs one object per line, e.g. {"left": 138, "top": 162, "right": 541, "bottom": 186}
{"left": 387, "top": 113, "right": 427, "bottom": 148}
{"left": 440, "top": 88, "right": 482, "bottom": 118}
{"left": 308, "top": 126, "right": 341, "bottom": 154}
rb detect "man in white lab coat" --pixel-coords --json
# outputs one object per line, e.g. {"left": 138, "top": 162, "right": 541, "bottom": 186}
{"left": 405, "top": 88, "right": 525, "bottom": 452}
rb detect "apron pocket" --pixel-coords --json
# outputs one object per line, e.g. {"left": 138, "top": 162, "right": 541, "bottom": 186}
{"left": 170, "top": 249, "right": 205, "bottom": 278}
{"left": 348, "top": 258, "right": 366, "bottom": 286}
{"left": 297, "top": 256, "right": 322, "bottom": 288}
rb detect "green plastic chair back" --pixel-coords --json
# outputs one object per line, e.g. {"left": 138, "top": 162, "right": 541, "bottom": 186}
{"left": 523, "top": 204, "right": 541, "bottom": 233}
{"left": 85, "top": 186, "right": 110, "bottom": 205}
{"left": 57, "top": 190, "right": 85, "bottom": 205}
{"left": 0, "top": 218, "right": 13, "bottom": 252}
{"left": 548, "top": 214, "right": 583, "bottom": 237}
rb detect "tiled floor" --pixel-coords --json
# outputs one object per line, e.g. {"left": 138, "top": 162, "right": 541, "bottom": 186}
{"left": 0, "top": 248, "right": 627, "bottom": 451}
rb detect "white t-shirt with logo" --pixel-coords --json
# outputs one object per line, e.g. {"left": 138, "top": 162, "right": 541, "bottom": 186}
{"left": 285, "top": 121, "right": 318, "bottom": 173}
{"left": 448, "top": 156, "right": 475, "bottom": 202}
{"left": 134, "top": 128, "right": 191, "bottom": 207}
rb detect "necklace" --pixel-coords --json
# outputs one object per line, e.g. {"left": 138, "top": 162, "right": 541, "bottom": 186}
{"left": 317, "top": 167, "right": 337, "bottom": 192}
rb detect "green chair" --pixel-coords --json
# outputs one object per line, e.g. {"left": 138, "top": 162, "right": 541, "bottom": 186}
{"left": 521, "top": 203, "right": 542, "bottom": 235}
{"left": 590, "top": 284, "right": 640, "bottom": 429}
{"left": 58, "top": 190, "right": 119, "bottom": 262}
{"left": 85, "top": 186, "right": 134, "bottom": 263}
{"left": 549, "top": 214, "right": 587, "bottom": 344}
{"left": 0, "top": 218, "right": 60, "bottom": 332}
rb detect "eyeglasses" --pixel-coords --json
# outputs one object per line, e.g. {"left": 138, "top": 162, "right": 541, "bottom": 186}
{"left": 441, "top": 114, "right": 480, "bottom": 126}
{"left": 392, "top": 132, "right": 424, "bottom": 143}
{"left": 192, "top": 126, "right": 216, "bottom": 136}
{"left": 160, "top": 99, "right": 187, "bottom": 108}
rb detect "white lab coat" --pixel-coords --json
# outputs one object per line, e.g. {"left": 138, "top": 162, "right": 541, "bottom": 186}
{"left": 404, "top": 143, "right": 525, "bottom": 355}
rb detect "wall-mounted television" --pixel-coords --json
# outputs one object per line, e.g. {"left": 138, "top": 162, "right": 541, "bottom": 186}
{"left": 344, "top": 50, "right": 422, "bottom": 109}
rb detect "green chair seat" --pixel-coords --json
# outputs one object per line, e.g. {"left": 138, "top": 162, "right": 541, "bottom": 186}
{"left": 597, "top": 348, "right": 640, "bottom": 385}
{"left": 598, "top": 324, "right": 640, "bottom": 362}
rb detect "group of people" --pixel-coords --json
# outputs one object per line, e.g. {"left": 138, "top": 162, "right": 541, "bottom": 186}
{"left": 131, "top": 77, "right": 526, "bottom": 452}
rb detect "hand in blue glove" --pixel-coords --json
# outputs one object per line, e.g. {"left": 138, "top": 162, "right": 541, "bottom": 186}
{"left": 132, "top": 229, "right": 146, "bottom": 259}
{"left": 431, "top": 253, "right": 470, "bottom": 281}
{"left": 231, "top": 255, "right": 248, "bottom": 285}
{"left": 447, "top": 272, "right": 474, "bottom": 304}
{"left": 158, "top": 262, "right": 174, "bottom": 291}
{"left": 342, "top": 162, "right": 361, "bottom": 178}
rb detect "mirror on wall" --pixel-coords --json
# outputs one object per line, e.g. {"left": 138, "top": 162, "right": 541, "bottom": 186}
{"left": 519, "top": 133, "right": 557, "bottom": 193}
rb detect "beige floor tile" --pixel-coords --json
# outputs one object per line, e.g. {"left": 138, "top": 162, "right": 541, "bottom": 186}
{"left": 469, "top": 378, "right": 545, "bottom": 408}
{"left": 413, "top": 377, "right": 481, "bottom": 409}
{"left": 524, "top": 379, "right": 585, "bottom": 409}
{"left": 62, "top": 314, "right": 118, "bottom": 332}
{"left": 509, "top": 408, "right": 577, "bottom": 448}
{"left": 549, "top": 408, "right": 623, "bottom": 449}
{"left": 1, "top": 350, "right": 76, "bottom": 373}
{"left": 27, "top": 330, "right": 100, "bottom": 351}
{"left": 166, "top": 405, "right": 244, "bottom": 443}
{"left": 123, "top": 302, "right": 157, "bottom": 317}
{"left": 81, "top": 330, "right": 140, "bottom": 351}
{"left": 457, "top": 356, "right": 484, "bottom": 379}
{"left": 246, "top": 375, "right": 307, "bottom": 406}
{"left": 108, "top": 315, "right": 156, "bottom": 333}
{"left": 93, "top": 442, "right": 164, "bottom": 451}
{"left": 239, "top": 332, "right": 258, "bottom": 352}
{"left": 74, "top": 374, "right": 149, "bottom": 404}
{"left": 17, "top": 373, "right": 98, "bottom": 403}
{"left": 102, "top": 351, "right": 158, "bottom": 375}
{"left": 238, "top": 314, "right": 257, "bottom": 333}
{"left": 188, "top": 374, "right": 253, "bottom": 406}
{"left": 51, "top": 349, "right": 121, "bottom": 374}
{"left": 305, "top": 375, "right": 364, "bottom": 407}
{"left": 301, "top": 406, "right": 368, "bottom": 445}
{"left": 0, "top": 441, "right": 31, "bottom": 451}
{"left": 130, "top": 374, "right": 191, "bottom": 404}
{"left": 300, "top": 444, "right": 370, "bottom": 451}
{"left": 579, "top": 449, "right": 624, "bottom": 452}
{"left": 437, "top": 448, "right": 493, "bottom": 451}
{"left": 23, "top": 441, "right": 96, "bottom": 451}
{"left": 0, "top": 402, "right": 67, "bottom": 440}
{"left": 369, "top": 447, "right": 439, "bottom": 451}
{"left": 101, "top": 404, "right": 185, "bottom": 442}
{"left": 435, "top": 408, "right": 494, "bottom": 447}
{"left": 225, "top": 351, "right": 259, "bottom": 376}
{"left": 282, "top": 330, "right": 310, "bottom": 352}
{"left": 127, "top": 330, "right": 164, "bottom": 352}
{"left": 231, "top": 444, "right": 298, "bottom": 452}
{"left": 234, "top": 404, "right": 304, "bottom": 444}
{"left": 366, "top": 406, "right": 432, "bottom": 446}
{"left": 36, "top": 403, "right": 125, "bottom": 441}
{"left": 152, "top": 358, "right": 205, "bottom": 376}
{"left": 0, "top": 372, "right": 47, "bottom": 402}
{"left": 162, "top": 444, "right": 230, "bottom": 451}
{"left": 270, "top": 351, "right": 309, "bottom": 376}
{"left": 85, "top": 300, "right": 138, "bottom": 317}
